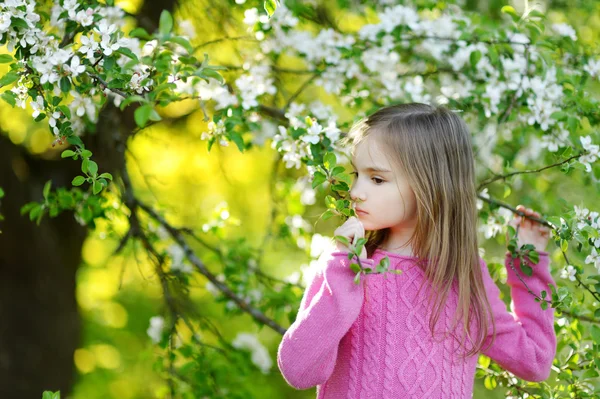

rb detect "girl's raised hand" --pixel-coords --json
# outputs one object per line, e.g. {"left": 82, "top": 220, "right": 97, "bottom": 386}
{"left": 334, "top": 216, "right": 367, "bottom": 259}
{"left": 506, "top": 205, "right": 551, "bottom": 253}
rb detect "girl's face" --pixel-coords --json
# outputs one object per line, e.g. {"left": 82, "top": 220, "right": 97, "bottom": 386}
{"left": 349, "top": 135, "right": 418, "bottom": 233}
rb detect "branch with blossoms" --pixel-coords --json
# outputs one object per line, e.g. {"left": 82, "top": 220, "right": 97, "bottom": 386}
{"left": 0, "top": 0, "right": 230, "bottom": 223}
{"left": 117, "top": 164, "right": 287, "bottom": 335}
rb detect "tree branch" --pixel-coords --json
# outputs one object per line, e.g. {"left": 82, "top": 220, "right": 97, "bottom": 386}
{"left": 477, "top": 151, "right": 586, "bottom": 190}
{"left": 133, "top": 193, "right": 286, "bottom": 335}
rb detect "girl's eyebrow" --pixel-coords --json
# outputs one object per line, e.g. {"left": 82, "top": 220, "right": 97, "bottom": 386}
{"left": 350, "top": 161, "right": 392, "bottom": 173}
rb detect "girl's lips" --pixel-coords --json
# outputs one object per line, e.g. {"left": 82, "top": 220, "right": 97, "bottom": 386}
{"left": 356, "top": 209, "right": 368, "bottom": 215}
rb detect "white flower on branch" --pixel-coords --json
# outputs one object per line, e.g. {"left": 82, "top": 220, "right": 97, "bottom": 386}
{"left": 235, "top": 65, "right": 277, "bottom": 110}
{"left": 585, "top": 247, "right": 600, "bottom": 273}
{"left": 69, "top": 91, "right": 97, "bottom": 121}
{"left": 302, "top": 120, "right": 322, "bottom": 145}
{"left": 0, "top": 12, "right": 11, "bottom": 33}
{"left": 540, "top": 124, "right": 570, "bottom": 152}
{"left": 584, "top": 59, "right": 600, "bottom": 78}
{"left": 578, "top": 136, "right": 599, "bottom": 173}
{"left": 560, "top": 265, "right": 577, "bottom": 281}
{"left": 30, "top": 96, "right": 45, "bottom": 118}
{"left": 231, "top": 333, "right": 272, "bottom": 374}
{"left": 167, "top": 244, "right": 193, "bottom": 274}
{"left": 178, "top": 19, "right": 196, "bottom": 39}
{"left": 64, "top": 56, "right": 85, "bottom": 77}
{"left": 552, "top": 23, "right": 578, "bottom": 41}
{"left": 62, "top": 0, "right": 79, "bottom": 19}
{"left": 146, "top": 316, "right": 165, "bottom": 344}
{"left": 74, "top": 8, "right": 94, "bottom": 27}
{"left": 79, "top": 34, "right": 99, "bottom": 61}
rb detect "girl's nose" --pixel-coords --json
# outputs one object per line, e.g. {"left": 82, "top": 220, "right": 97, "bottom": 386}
{"left": 350, "top": 186, "right": 365, "bottom": 203}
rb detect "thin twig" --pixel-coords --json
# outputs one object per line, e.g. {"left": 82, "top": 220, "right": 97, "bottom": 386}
{"left": 477, "top": 151, "right": 586, "bottom": 190}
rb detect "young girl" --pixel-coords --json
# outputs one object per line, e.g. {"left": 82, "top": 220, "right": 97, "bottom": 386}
{"left": 277, "top": 103, "right": 556, "bottom": 398}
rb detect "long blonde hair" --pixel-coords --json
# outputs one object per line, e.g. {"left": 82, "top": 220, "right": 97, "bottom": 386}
{"left": 343, "top": 103, "right": 495, "bottom": 357}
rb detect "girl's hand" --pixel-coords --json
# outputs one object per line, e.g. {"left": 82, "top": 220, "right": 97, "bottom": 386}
{"left": 334, "top": 216, "right": 367, "bottom": 259}
{"left": 506, "top": 205, "right": 551, "bottom": 252}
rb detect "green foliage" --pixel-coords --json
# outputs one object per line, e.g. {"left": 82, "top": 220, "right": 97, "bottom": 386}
{"left": 1, "top": 0, "right": 599, "bottom": 398}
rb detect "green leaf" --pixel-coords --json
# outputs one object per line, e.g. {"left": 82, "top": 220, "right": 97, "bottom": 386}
{"left": 540, "top": 301, "right": 548, "bottom": 310}
{"left": 336, "top": 235, "right": 349, "bottom": 246}
{"left": 264, "top": 0, "right": 278, "bottom": 17}
{"left": 349, "top": 263, "right": 361, "bottom": 273}
{"left": 501, "top": 5, "right": 518, "bottom": 17}
{"left": 591, "top": 325, "right": 600, "bottom": 345}
{"left": 29, "top": 205, "right": 43, "bottom": 223}
{"left": 129, "top": 27, "right": 152, "bottom": 40}
{"left": 99, "top": 173, "right": 113, "bottom": 181}
{"left": 560, "top": 239, "right": 568, "bottom": 252}
{"left": 0, "top": 71, "right": 19, "bottom": 88}
{"left": 116, "top": 47, "right": 139, "bottom": 61}
{"left": 323, "top": 152, "right": 336, "bottom": 170}
{"left": 353, "top": 271, "right": 361, "bottom": 285}
{"left": 312, "top": 171, "right": 327, "bottom": 189}
{"left": 507, "top": 225, "right": 516, "bottom": 237}
{"left": 1, "top": 90, "right": 16, "bottom": 106}
{"left": 470, "top": 50, "right": 482, "bottom": 68}
{"left": 92, "top": 180, "right": 102, "bottom": 195}
{"left": 72, "top": 176, "right": 85, "bottom": 186}
{"left": 551, "top": 111, "right": 568, "bottom": 121}
{"left": 527, "top": 250, "right": 539, "bottom": 264}
{"left": 67, "top": 135, "right": 84, "bottom": 147}
{"left": 483, "top": 375, "right": 497, "bottom": 390}
{"left": 57, "top": 105, "right": 71, "bottom": 119}
{"left": 119, "top": 95, "right": 146, "bottom": 110}
{"left": 0, "top": 54, "right": 14, "bottom": 63}
{"left": 322, "top": 209, "right": 334, "bottom": 221}
{"left": 195, "top": 68, "right": 225, "bottom": 84}
{"left": 11, "top": 17, "right": 29, "bottom": 29}
{"left": 43, "top": 180, "right": 51, "bottom": 200}
{"left": 169, "top": 36, "right": 194, "bottom": 54}
{"left": 331, "top": 166, "right": 345, "bottom": 176}
{"left": 0, "top": 187, "right": 4, "bottom": 198}
{"left": 520, "top": 264, "right": 533, "bottom": 277}
{"left": 87, "top": 160, "right": 98, "bottom": 176}
{"left": 134, "top": 103, "right": 154, "bottom": 127}
{"left": 59, "top": 76, "right": 71, "bottom": 93}
{"left": 230, "top": 132, "right": 245, "bottom": 152}
{"left": 159, "top": 10, "right": 174, "bottom": 36}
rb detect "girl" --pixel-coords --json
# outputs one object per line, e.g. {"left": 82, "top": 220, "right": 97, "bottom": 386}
{"left": 277, "top": 103, "right": 556, "bottom": 398}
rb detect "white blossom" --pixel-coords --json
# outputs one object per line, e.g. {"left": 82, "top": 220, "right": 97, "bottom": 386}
{"left": 74, "top": 8, "right": 94, "bottom": 27}
{"left": 64, "top": 55, "right": 85, "bottom": 77}
{"left": 552, "top": 23, "right": 577, "bottom": 41}
{"left": 584, "top": 59, "right": 600, "bottom": 78}
{"left": 178, "top": 19, "right": 196, "bottom": 39}
{"left": 231, "top": 333, "right": 272, "bottom": 374}
{"left": 560, "top": 265, "right": 577, "bottom": 281}
{"left": 146, "top": 316, "right": 165, "bottom": 344}
{"left": 585, "top": 247, "right": 600, "bottom": 273}
{"left": 167, "top": 244, "right": 193, "bottom": 274}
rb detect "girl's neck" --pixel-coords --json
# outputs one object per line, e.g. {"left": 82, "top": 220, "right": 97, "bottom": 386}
{"left": 380, "top": 228, "right": 415, "bottom": 256}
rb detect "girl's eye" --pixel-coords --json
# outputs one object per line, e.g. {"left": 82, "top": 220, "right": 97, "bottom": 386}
{"left": 372, "top": 177, "right": 384, "bottom": 184}
{"left": 350, "top": 171, "right": 358, "bottom": 178}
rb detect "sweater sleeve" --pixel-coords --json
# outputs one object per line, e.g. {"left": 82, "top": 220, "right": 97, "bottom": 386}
{"left": 480, "top": 251, "right": 557, "bottom": 382}
{"left": 277, "top": 251, "right": 373, "bottom": 390}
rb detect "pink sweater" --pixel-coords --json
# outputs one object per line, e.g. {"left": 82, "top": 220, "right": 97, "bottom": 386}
{"left": 277, "top": 248, "right": 556, "bottom": 398}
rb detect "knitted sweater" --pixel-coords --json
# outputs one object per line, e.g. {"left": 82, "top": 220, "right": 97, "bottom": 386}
{"left": 277, "top": 248, "right": 556, "bottom": 398}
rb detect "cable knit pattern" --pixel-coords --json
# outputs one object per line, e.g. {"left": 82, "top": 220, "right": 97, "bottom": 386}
{"left": 277, "top": 249, "right": 557, "bottom": 398}
{"left": 359, "top": 273, "right": 382, "bottom": 398}
{"left": 381, "top": 271, "right": 397, "bottom": 399}
{"left": 346, "top": 314, "right": 361, "bottom": 399}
